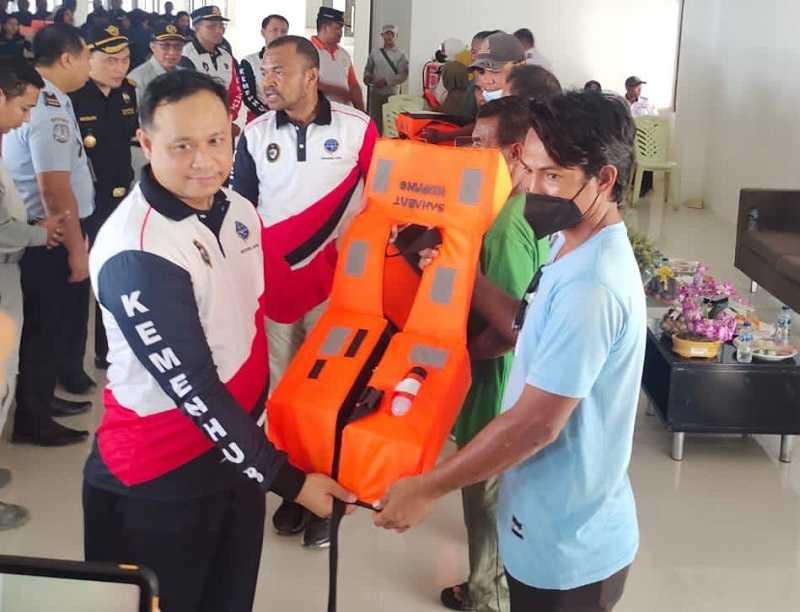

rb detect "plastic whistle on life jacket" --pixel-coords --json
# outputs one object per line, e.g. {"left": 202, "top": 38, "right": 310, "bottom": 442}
{"left": 267, "top": 137, "right": 510, "bottom": 503}
{"left": 390, "top": 366, "right": 428, "bottom": 416}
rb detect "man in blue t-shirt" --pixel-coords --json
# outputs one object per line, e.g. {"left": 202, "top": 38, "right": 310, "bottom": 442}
{"left": 375, "top": 91, "right": 646, "bottom": 612}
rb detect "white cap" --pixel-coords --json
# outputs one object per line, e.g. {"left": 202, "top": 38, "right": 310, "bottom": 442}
{"left": 441, "top": 38, "right": 467, "bottom": 60}
{"left": 382, "top": 24, "right": 397, "bottom": 34}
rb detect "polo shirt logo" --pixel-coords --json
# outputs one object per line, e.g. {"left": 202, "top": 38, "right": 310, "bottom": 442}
{"left": 202, "top": 61, "right": 210, "bottom": 72}
{"left": 324, "top": 138, "right": 339, "bottom": 153}
{"left": 235, "top": 221, "right": 250, "bottom": 240}
{"left": 266, "top": 143, "right": 280, "bottom": 162}
{"left": 192, "top": 239, "right": 213, "bottom": 268}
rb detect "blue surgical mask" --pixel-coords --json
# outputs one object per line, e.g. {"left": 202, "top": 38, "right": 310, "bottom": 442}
{"left": 482, "top": 88, "right": 505, "bottom": 102}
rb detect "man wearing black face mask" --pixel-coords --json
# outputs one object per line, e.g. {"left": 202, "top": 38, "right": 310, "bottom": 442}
{"left": 374, "top": 92, "right": 647, "bottom": 612}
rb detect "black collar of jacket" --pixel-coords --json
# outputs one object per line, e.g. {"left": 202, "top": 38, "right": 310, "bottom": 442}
{"left": 140, "top": 165, "right": 228, "bottom": 221}
{"left": 190, "top": 34, "right": 222, "bottom": 59}
{"left": 275, "top": 93, "right": 332, "bottom": 129}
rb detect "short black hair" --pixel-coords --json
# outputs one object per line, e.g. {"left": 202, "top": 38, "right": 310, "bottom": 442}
{"left": 262, "top": 14, "right": 288, "bottom": 30}
{"left": 139, "top": 70, "right": 228, "bottom": 129}
{"left": 0, "top": 56, "right": 44, "bottom": 98}
{"left": 176, "top": 10, "right": 189, "bottom": 19}
{"left": 476, "top": 95, "right": 531, "bottom": 147}
{"left": 507, "top": 65, "right": 562, "bottom": 101}
{"left": 52, "top": 7, "right": 71, "bottom": 23}
{"left": 33, "top": 24, "right": 85, "bottom": 67}
{"left": 473, "top": 30, "right": 500, "bottom": 42}
{"left": 528, "top": 92, "right": 635, "bottom": 203}
{"left": 584, "top": 80, "right": 602, "bottom": 92}
{"left": 267, "top": 35, "right": 319, "bottom": 70}
{"left": 513, "top": 28, "right": 534, "bottom": 47}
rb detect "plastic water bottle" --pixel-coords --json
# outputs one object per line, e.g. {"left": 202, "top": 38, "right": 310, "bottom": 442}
{"left": 747, "top": 208, "right": 760, "bottom": 231}
{"left": 776, "top": 305, "right": 793, "bottom": 344}
{"left": 390, "top": 367, "right": 428, "bottom": 416}
{"left": 737, "top": 321, "right": 753, "bottom": 364}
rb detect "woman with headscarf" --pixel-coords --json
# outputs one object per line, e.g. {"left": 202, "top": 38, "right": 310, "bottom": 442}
{"left": 437, "top": 61, "right": 470, "bottom": 117}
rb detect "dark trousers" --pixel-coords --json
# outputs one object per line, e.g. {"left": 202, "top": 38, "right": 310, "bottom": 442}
{"left": 506, "top": 566, "right": 630, "bottom": 612}
{"left": 85, "top": 196, "right": 122, "bottom": 363}
{"left": 16, "top": 245, "right": 75, "bottom": 429}
{"left": 58, "top": 216, "right": 95, "bottom": 380}
{"left": 83, "top": 481, "right": 265, "bottom": 612}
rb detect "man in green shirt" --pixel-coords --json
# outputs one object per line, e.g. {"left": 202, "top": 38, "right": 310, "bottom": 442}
{"left": 441, "top": 93, "right": 557, "bottom": 611}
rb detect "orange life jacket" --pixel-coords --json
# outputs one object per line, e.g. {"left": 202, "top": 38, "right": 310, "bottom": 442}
{"left": 395, "top": 111, "right": 473, "bottom": 146}
{"left": 267, "top": 138, "right": 511, "bottom": 503}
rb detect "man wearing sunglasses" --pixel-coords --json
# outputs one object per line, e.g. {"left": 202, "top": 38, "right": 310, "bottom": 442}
{"left": 376, "top": 92, "right": 647, "bottom": 612}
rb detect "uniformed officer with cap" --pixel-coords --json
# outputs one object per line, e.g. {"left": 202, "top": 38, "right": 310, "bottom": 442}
{"left": 180, "top": 5, "right": 242, "bottom": 134}
{"left": 70, "top": 24, "right": 138, "bottom": 370}
{"left": 3, "top": 23, "right": 94, "bottom": 445}
{"left": 128, "top": 20, "right": 187, "bottom": 104}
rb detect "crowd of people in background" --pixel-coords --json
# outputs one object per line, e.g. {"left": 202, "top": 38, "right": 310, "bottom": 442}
{"left": 0, "top": 4, "right": 657, "bottom": 612}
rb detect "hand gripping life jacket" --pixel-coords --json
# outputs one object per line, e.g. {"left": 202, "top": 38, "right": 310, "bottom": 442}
{"left": 267, "top": 139, "right": 510, "bottom": 610}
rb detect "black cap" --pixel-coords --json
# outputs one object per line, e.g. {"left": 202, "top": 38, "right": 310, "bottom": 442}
{"left": 86, "top": 24, "right": 129, "bottom": 54}
{"left": 317, "top": 6, "right": 346, "bottom": 25}
{"left": 191, "top": 5, "right": 229, "bottom": 24}
{"left": 625, "top": 76, "right": 646, "bottom": 88}
{"left": 152, "top": 20, "right": 187, "bottom": 42}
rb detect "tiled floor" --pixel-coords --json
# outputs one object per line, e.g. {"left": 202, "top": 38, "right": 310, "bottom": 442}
{"left": 1, "top": 184, "right": 799, "bottom": 611}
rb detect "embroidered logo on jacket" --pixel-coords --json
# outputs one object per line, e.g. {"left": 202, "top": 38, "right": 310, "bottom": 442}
{"left": 235, "top": 221, "right": 250, "bottom": 240}
{"left": 324, "top": 138, "right": 339, "bottom": 153}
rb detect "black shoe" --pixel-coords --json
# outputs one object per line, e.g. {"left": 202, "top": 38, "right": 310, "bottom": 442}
{"left": 94, "top": 357, "right": 109, "bottom": 370}
{"left": 0, "top": 501, "right": 29, "bottom": 531}
{"left": 59, "top": 371, "right": 96, "bottom": 395}
{"left": 51, "top": 397, "right": 92, "bottom": 417}
{"left": 441, "top": 583, "right": 476, "bottom": 611}
{"left": 272, "top": 500, "right": 309, "bottom": 535}
{"left": 12, "top": 420, "right": 89, "bottom": 447}
{"left": 302, "top": 515, "right": 331, "bottom": 549}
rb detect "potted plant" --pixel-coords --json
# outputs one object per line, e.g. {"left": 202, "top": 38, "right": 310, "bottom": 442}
{"left": 670, "top": 264, "right": 739, "bottom": 359}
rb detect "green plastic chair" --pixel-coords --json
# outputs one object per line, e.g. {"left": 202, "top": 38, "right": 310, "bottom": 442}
{"left": 629, "top": 116, "right": 678, "bottom": 208}
{"left": 381, "top": 95, "right": 425, "bottom": 138}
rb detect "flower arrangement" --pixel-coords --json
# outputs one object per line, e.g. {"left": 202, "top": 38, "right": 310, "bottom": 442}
{"left": 675, "top": 264, "right": 739, "bottom": 342}
{"left": 627, "top": 230, "right": 659, "bottom": 279}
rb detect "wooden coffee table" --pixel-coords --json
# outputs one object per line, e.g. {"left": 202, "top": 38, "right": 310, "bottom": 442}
{"left": 641, "top": 326, "right": 800, "bottom": 462}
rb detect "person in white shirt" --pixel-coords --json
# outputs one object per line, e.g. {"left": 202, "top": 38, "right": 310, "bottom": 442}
{"left": 363, "top": 24, "right": 408, "bottom": 134}
{"left": 514, "top": 28, "right": 553, "bottom": 74}
{"left": 625, "top": 76, "right": 656, "bottom": 117}
{"left": 310, "top": 6, "right": 364, "bottom": 111}
{"left": 239, "top": 14, "right": 288, "bottom": 123}
{"left": 625, "top": 76, "right": 656, "bottom": 195}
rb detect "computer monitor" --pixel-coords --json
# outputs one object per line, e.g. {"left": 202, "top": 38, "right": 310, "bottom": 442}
{"left": 0, "top": 555, "right": 158, "bottom": 612}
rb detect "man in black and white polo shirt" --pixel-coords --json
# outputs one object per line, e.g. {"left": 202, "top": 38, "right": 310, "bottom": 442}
{"left": 232, "top": 35, "right": 377, "bottom": 549}
{"left": 179, "top": 5, "right": 241, "bottom": 134}
{"left": 84, "top": 70, "right": 354, "bottom": 612}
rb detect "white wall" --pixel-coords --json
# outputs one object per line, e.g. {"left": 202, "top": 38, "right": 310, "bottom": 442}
{"left": 404, "top": 0, "right": 682, "bottom": 109}
{"left": 226, "top": 2, "right": 308, "bottom": 59}
{"left": 674, "top": 0, "right": 800, "bottom": 219}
